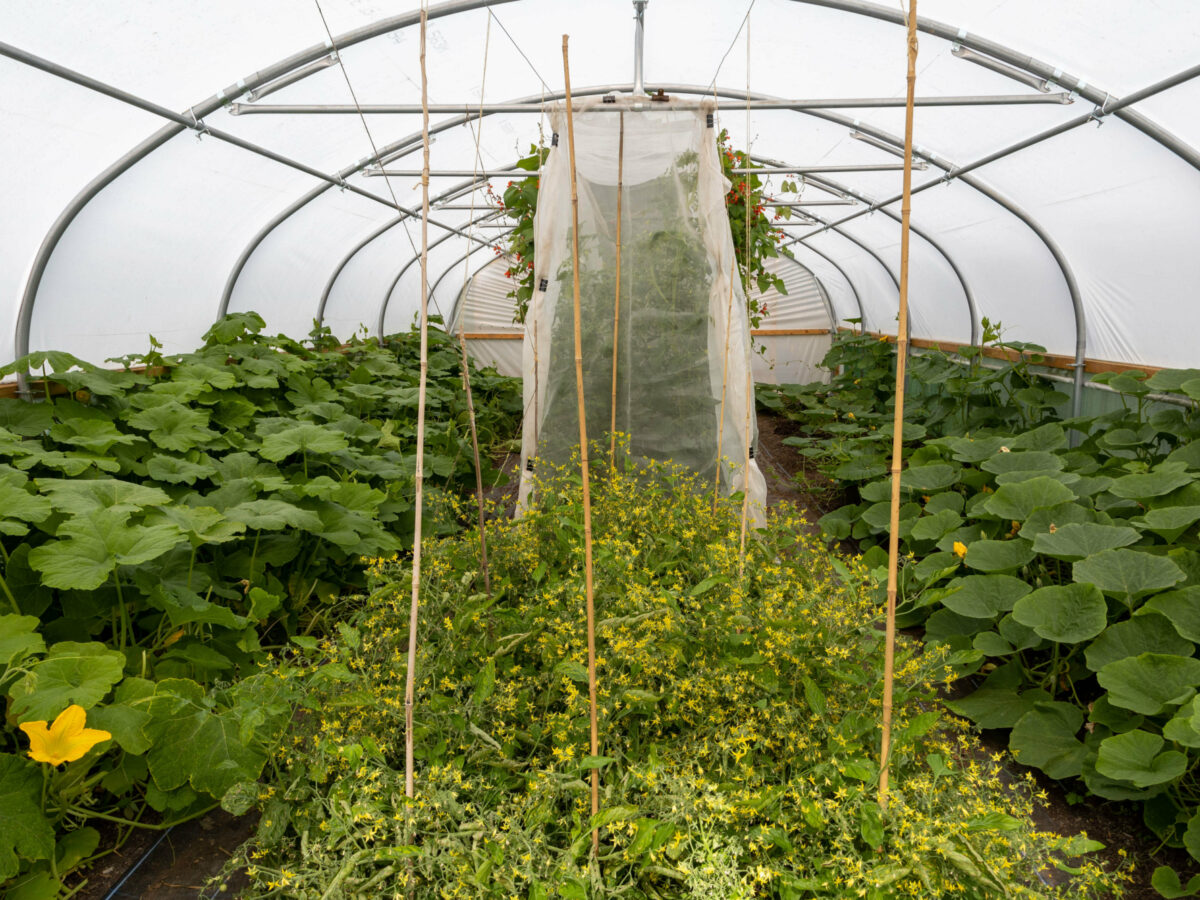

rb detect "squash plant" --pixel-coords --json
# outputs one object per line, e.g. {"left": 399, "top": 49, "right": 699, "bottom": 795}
{"left": 0, "top": 312, "right": 521, "bottom": 895}
{"left": 761, "top": 326, "right": 1200, "bottom": 893}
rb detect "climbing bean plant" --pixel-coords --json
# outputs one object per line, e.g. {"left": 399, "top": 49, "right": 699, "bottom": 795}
{"left": 495, "top": 128, "right": 793, "bottom": 327}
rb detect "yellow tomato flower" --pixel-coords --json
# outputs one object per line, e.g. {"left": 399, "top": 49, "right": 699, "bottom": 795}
{"left": 20, "top": 705, "right": 112, "bottom": 766}
{"left": 953, "top": 541, "right": 968, "bottom": 559}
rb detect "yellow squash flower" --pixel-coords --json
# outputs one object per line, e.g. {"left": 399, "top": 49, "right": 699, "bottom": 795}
{"left": 953, "top": 541, "right": 968, "bottom": 559}
{"left": 20, "top": 705, "right": 112, "bottom": 766}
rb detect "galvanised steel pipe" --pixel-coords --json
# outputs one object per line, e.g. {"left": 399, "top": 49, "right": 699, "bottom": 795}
{"left": 632, "top": 0, "right": 648, "bottom": 97}
{"left": 320, "top": 176, "right": 514, "bottom": 327}
{"left": 229, "top": 92, "right": 1073, "bottom": 114}
{"left": 758, "top": 156, "right": 979, "bottom": 346}
{"left": 789, "top": 243, "right": 868, "bottom": 331}
{"left": 365, "top": 163, "right": 917, "bottom": 176}
{"left": 794, "top": 0, "right": 1200, "bottom": 171}
{"left": 378, "top": 224, "right": 515, "bottom": 335}
{"left": 0, "top": 0, "right": 516, "bottom": 387}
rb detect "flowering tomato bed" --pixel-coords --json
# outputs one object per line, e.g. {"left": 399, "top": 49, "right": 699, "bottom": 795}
{"left": 225, "top": 457, "right": 1128, "bottom": 898}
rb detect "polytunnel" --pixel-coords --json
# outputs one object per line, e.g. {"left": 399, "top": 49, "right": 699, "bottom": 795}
{"left": 7, "top": 3, "right": 1200, "bottom": 896}
{"left": 2, "top": 0, "right": 1199, "bottom": 391}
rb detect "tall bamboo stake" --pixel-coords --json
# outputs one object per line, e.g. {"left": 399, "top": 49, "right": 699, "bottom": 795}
{"left": 609, "top": 112, "right": 625, "bottom": 461}
{"left": 454, "top": 330, "right": 492, "bottom": 597}
{"left": 453, "top": 15, "right": 492, "bottom": 598}
{"left": 739, "top": 364, "right": 752, "bottom": 578}
{"left": 404, "top": 4, "right": 432, "bottom": 806}
{"left": 562, "top": 34, "right": 601, "bottom": 856}
{"left": 713, "top": 263, "right": 736, "bottom": 510}
{"left": 879, "top": 0, "right": 919, "bottom": 810}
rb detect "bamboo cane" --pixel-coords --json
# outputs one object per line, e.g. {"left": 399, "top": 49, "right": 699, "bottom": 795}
{"left": 713, "top": 262, "right": 736, "bottom": 510}
{"left": 404, "top": 4, "right": 431, "bottom": 807}
{"left": 879, "top": 0, "right": 919, "bottom": 810}
{"left": 562, "top": 34, "right": 601, "bottom": 856}
{"left": 609, "top": 112, "right": 624, "bottom": 461}
{"left": 453, "top": 14, "right": 492, "bottom": 598}
{"left": 739, "top": 364, "right": 752, "bottom": 579}
{"left": 454, "top": 329, "right": 492, "bottom": 598}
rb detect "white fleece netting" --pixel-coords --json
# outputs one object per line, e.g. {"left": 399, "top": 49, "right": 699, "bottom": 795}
{"left": 515, "top": 99, "right": 766, "bottom": 521}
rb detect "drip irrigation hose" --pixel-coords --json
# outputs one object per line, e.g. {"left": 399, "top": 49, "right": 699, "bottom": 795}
{"left": 102, "top": 826, "right": 174, "bottom": 900}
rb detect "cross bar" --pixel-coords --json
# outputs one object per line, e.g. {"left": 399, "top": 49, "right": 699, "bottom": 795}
{"left": 228, "top": 92, "right": 1074, "bottom": 115}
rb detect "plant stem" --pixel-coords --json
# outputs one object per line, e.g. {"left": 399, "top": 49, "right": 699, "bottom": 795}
{"left": 66, "top": 802, "right": 218, "bottom": 830}
{"left": 0, "top": 569, "right": 20, "bottom": 614}
{"left": 113, "top": 572, "right": 131, "bottom": 651}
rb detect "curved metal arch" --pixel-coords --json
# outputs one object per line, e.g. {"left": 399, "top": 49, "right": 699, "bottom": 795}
{"left": 319, "top": 176, "right": 502, "bottom": 326}
{"left": 379, "top": 223, "right": 515, "bottom": 335}
{"left": 447, "top": 254, "right": 511, "bottom": 331}
{"left": 224, "top": 79, "right": 608, "bottom": 323}
{"left": 680, "top": 81, "right": 1086, "bottom": 415}
{"left": 427, "top": 238, "right": 515, "bottom": 316}
{"left": 792, "top": 0, "right": 1200, "bottom": 172}
{"left": 313, "top": 85, "right": 642, "bottom": 333}
{"left": 789, "top": 242, "right": 868, "bottom": 331}
{"left": 10, "top": 0, "right": 515, "bottom": 374}
{"left": 365, "top": 104, "right": 914, "bottom": 345}
{"left": 219, "top": 141, "right": 430, "bottom": 319}
{"left": 14, "top": 0, "right": 1186, "bottom": 401}
{"left": 337, "top": 80, "right": 1071, "bottom": 376}
{"left": 773, "top": 254, "right": 839, "bottom": 334}
{"left": 444, "top": 226, "right": 844, "bottom": 338}
{"left": 756, "top": 155, "right": 979, "bottom": 346}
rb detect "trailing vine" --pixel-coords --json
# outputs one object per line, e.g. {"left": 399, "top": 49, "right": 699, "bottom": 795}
{"left": 493, "top": 130, "right": 793, "bottom": 326}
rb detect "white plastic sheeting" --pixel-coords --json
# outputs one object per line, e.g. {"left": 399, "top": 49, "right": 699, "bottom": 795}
{"left": 514, "top": 99, "right": 767, "bottom": 521}
{"left": 0, "top": 0, "right": 1198, "bottom": 371}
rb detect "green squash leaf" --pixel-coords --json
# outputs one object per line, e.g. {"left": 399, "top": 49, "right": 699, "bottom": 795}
{"left": 1032, "top": 523, "right": 1141, "bottom": 561}
{"left": 1109, "top": 463, "right": 1194, "bottom": 501}
{"left": 1010, "top": 702, "right": 1087, "bottom": 779}
{"left": 909, "top": 509, "right": 963, "bottom": 542}
{"left": 35, "top": 478, "right": 171, "bottom": 516}
{"left": 1073, "top": 549, "right": 1185, "bottom": 601}
{"left": 0, "top": 615, "right": 44, "bottom": 670}
{"left": 1012, "top": 583, "right": 1108, "bottom": 643}
{"left": 257, "top": 421, "right": 349, "bottom": 461}
{"left": 901, "top": 464, "right": 959, "bottom": 492}
{"left": 963, "top": 539, "right": 1035, "bottom": 573}
{"left": 980, "top": 450, "right": 1064, "bottom": 476}
{"left": 145, "top": 679, "right": 270, "bottom": 799}
{"left": 983, "top": 476, "right": 1076, "bottom": 521}
{"left": 938, "top": 574, "right": 1031, "bottom": 619}
{"left": 1132, "top": 506, "right": 1200, "bottom": 543}
{"left": 28, "top": 509, "right": 184, "bottom": 590}
{"left": 125, "top": 401, "right": 218, "bottom": 452}
{"left": 1144, "top": 587, "right": 1200, "bottom": 642}
{"left": 1094, "top": 730, "right": 1187, "bottom": 787}
{"left": 1085, "top": 613, "right": 1193, "bottom": 671}
{"left": 1098, "top": 653, "right": 1200, "bottom": 715}
{"left": 10, "top": 642, "right": 126, "bottom": 721}
{"left": 224, "top": 499, "right": 323, "bottom": 533}
{"left": 146, "top": 455, "right": 218, "bottom": 485}
{"left": 1008, "top": 423, "right": 1068, "bottom": 452}
{"left": 0, "top": 754, "right": 56, "bottom": 879}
